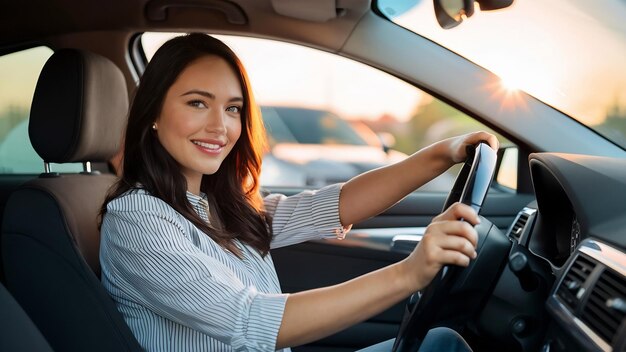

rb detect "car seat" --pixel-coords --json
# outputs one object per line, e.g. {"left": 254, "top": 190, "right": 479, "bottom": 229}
{"left": 0, "top": 281, "right": 53, "bottom": 351}
{"left": 1, "top": 49, "right": 142, "bottom": 351}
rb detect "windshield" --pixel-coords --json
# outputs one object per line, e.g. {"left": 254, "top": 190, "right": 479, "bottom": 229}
{"left": 377, "top": 0, "right": 626, "bottom": 149}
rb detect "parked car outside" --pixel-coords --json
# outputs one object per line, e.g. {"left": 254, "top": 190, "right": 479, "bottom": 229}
{"left": 260, "top": 106, "right": 407, "bottom": 187}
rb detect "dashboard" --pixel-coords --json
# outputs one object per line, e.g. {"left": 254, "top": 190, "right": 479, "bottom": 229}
{"left": 507, "top": 153, "right": 626, "bottom": 351}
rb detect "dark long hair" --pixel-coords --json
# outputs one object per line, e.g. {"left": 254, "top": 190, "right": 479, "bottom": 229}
{"left": 101, "top": 33, "right": 271, "bottom": 256}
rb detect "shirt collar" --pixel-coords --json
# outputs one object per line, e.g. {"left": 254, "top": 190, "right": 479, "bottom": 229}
{"left": 186, "top": 191, "right": 209, "bottom": 211}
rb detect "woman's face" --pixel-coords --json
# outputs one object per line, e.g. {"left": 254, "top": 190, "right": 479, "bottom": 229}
{"left": 156, "top": 55, "right": 243, "bottom": 192}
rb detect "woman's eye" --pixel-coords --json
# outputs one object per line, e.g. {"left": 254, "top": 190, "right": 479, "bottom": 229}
{"left": 226, "top": 106, "right": 241, "bottom": 113}
{"left": 187, "top": 100, "right": 207, "bottom": 109}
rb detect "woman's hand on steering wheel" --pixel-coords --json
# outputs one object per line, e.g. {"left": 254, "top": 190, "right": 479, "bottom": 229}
{"left": 393, "top": 137, "right": 501, "bottom": 351}
{"left": 400, "top": 202, "right": 481, "bottom": 292}
{"left": 444, "top": 131, "right": 500, "bottom": 163}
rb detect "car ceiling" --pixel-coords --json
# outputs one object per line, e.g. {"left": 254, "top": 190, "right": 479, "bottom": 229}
{"left": 1, "top": 0, "right": 371, "bottom": 100}
{"left": 0, "top": 0, "right": 369, "bottom": 51}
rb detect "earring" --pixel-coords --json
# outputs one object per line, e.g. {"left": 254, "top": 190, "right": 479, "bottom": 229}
{"left": 152, "top": 123, "right": 157, "bottom": 130}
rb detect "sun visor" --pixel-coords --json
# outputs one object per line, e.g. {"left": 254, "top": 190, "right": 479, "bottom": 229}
{"left": 272, "top": 0, "right": 358, "bottom": 22}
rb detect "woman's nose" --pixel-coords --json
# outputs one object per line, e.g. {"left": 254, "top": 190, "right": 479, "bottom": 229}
{"left": 205, "top": 109, "right": 227, "bottom": 133}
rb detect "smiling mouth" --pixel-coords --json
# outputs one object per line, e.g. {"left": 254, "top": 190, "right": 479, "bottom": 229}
{"left": 192, "top": 140, "right": 225, "bottom": 153}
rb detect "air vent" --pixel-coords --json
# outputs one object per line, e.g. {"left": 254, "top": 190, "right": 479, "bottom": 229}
{"left": 580, "top": 268, "right": 626, "bottom": 344}
{"left": 557, "top": 254, "right": 596, "bottom": 312}
{"left": 508, "top": 208, "right": 536, "bottom": 241}
{"left": 509, "top": 212, "right": 529, "bottom": 240}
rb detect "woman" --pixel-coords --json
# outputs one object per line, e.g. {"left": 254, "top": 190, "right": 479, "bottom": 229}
{"left": 100, "top": 33, "right": 498, "bottom": 351}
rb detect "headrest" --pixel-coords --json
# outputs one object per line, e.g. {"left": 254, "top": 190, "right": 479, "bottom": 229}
{"left": 29, "top": 49, "right": 128, "bottom": 163}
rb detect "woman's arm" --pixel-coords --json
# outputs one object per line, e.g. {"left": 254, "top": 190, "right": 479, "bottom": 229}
{"left": 275, "top": 131, "right": 498, "bottom": 348}
{"left": 276, "top": 202, "right": 480, "bottom": 348}
{"left": 339, "top": 131, "right": 499, "bottom": 225}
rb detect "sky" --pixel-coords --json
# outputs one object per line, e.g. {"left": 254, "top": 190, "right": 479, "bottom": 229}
{"left": 383, "top": 0, "right": 626, "bottom": 126}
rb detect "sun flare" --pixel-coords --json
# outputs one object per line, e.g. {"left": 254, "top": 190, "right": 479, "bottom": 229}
{"left": 500, "top": 75, "right": 522, "bottom": 93}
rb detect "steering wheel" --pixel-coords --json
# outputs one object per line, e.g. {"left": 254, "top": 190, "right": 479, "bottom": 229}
{"left": 392, "top": 143, "right": 510, "bottom": 351}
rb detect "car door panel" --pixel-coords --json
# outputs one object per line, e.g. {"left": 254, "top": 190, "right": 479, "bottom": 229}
{"left": 272, "top": 242, "right": 407, "bottom": 350}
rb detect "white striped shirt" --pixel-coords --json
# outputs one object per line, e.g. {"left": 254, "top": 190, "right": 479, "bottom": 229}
{"left": 100, "top": 184, "right": 347, "bottom": 351}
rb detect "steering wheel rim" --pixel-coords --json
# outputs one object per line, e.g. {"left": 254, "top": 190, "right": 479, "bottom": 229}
{"left": 392, "top": 143, "right": 498, "bottom": 352}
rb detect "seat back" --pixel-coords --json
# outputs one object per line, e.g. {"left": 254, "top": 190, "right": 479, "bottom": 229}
{"left": 1, "top": 49, "right": 142, "bottom": 351}
{"left": 0, "top": 174, "right": 36, "bottom": 284}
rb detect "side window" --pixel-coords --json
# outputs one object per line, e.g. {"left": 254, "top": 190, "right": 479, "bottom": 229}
{"left": 497, "top": 147, "right": 518, "bottom": 190}
{"left": 0, "top": 47, "right": 82, "bottom": 174}
{"left": 141, "top": 33, "right": 516, "bottom": 191}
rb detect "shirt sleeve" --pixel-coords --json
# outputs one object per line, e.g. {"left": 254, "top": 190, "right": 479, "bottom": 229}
{"left": 263, "top": 183, "right": 351, "bottom": 249}
{"left": 101, "top": 194, "right": 287, "bottom": 351}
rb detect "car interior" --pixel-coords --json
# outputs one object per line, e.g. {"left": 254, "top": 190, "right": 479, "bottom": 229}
{"left": 1, "top": 0, "right": 625, "bottom": 351}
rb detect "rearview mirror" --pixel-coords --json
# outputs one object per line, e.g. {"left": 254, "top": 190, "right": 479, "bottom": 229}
{"left": 434, "top": 0, "right": 514, "bottom": 29}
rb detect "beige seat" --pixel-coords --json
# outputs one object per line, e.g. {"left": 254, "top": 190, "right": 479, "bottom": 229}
{"left": 1, "top": 49, "right": 142, "bottom": 352}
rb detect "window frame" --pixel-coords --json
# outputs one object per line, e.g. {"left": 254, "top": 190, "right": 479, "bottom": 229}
{"left": 132, "top": 32, "right": 528, "bottom": 193}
